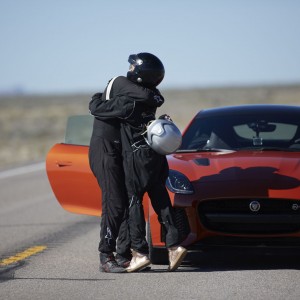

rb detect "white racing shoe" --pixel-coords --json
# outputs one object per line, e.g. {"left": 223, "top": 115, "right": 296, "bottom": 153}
{"left": 126, "top": 250, "right": 151, "bottom": 273}
{"left": 168, "top": 245, "right": 187, "bottom": 272}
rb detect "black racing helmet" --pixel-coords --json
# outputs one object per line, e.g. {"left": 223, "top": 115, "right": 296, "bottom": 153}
{"left": 127, "top": 52, "right": 165, "bottom": 88}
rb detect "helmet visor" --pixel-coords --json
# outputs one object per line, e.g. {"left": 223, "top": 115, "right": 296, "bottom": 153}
{"left": 128, "top": 54, "right": 143, "bottom": 66}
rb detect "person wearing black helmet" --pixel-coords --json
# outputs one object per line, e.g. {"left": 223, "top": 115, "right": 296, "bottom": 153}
{"left": 89, "top": 53, "right": 166, "bottom": 273}
{"left": 90, "top": 52, "right": 187, "bottom": 273}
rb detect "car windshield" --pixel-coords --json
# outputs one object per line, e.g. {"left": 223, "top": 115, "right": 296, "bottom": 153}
{"left": 179, "top": 113, "right": 300, "bottom": 152}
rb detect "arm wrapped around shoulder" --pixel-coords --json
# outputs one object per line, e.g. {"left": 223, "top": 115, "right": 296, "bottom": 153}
{"left": 89, "top": 93, "right": 135, "bottom": 119}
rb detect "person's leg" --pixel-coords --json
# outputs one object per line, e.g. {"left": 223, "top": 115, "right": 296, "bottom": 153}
{"left": 148, "top": 184, "right": 187, "bottom": 271}
{"left": 147, "top": 155, "right": 187, "bottom": 271}
{"left": 148, "top": 183, "right": 179, "bottom": 248}
{"left": 128, "top": 195, "right": 149, "bottom": 254}
{"left": 115, "top": 212, "right": 132, "bottom": 268}
{"left": 89, "top": 137, "right": 129, "bottom": 272}
{"left": 123, "top": 148, "right": 151, "bottom": 254}
{"left": 122, "top": 149, "right": 151, "bottom": 272}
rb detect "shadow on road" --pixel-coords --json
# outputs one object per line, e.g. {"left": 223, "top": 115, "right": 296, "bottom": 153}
{"left": 179, "top": 248, "right": 300, "bottom": 272}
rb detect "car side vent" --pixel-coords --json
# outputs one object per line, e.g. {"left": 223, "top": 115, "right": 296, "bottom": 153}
{"left": 193, "top": 158, "right": 210, "bottom": 166}
{"left": 161, "top": 207, "right": 190, "bottom": 243}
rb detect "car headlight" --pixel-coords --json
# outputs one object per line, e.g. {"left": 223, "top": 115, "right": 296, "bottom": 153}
{"left": 166, "top": 170, "right": 194, "bottom": 194}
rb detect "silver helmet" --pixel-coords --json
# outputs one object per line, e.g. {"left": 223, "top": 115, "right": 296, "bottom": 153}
{"left": 145, "top": 119, "right": 182, "bottom": 155}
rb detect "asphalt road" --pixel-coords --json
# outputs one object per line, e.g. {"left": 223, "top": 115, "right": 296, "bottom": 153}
{"left": 1, "top": 163, "right": 300, "bottom": 300}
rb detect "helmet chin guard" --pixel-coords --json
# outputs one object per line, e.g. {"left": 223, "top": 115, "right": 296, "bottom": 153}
{"left": 145, "top": 119, "right": 182, "bottom": 155}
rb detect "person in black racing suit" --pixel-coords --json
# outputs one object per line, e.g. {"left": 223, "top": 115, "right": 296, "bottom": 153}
{"left": 89, "top": 70, "right": 161, "bottom": 273}
{"left": 90, "top": 52, "right": 187, "bottom": 273}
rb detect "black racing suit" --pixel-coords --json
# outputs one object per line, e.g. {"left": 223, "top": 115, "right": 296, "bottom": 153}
{"left": 90, "top": 76, "right": 180, "bottom": 255}
{"left": 89, "top": 76, "right": 161, "bottom": 257}
{"left": 89, "top": 92, "right": 131, "bottom": 258}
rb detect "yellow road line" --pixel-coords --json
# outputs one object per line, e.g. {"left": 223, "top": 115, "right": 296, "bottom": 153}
{"left": 0, "top": 245, "right": 47, "bottom": 266}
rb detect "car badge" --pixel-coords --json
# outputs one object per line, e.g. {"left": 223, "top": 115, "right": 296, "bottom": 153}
{"left": 292, "top": 204, "right": 299, "bottom": 211}
{"left": 249, "top": 200, "right": 260, "bottom": 212}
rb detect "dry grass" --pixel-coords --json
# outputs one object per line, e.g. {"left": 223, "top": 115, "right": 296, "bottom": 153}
{"left": 1, "top": 84, "right": 300, "bottom": 169}
{"left": 0, "top": 94, "right": 88, "bottom": 169}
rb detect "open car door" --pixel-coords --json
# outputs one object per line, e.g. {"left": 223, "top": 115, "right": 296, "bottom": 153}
{"left": 46, "top": 115, "right": 101, "bottom": 216}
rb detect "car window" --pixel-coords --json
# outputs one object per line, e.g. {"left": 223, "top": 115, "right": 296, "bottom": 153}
{"left": 234, "top": 123, "right": 297, "bottom": 140}
{"left": 180, "top": 113, "right": 300, "bottom": 151}
{"left": 65, "top": 115, "right": 93, "bottom": 146}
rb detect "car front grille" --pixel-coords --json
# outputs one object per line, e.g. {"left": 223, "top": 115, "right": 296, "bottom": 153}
{"left": 198, "top": 198, "right": 300, "bottom": 234}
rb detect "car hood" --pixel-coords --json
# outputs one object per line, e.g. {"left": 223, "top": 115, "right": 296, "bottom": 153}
{"left": 168, "top": 150, "right": 300, "bottom": 198}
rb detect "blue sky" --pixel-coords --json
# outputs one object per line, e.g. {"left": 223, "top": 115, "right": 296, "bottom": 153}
{"left": 1, "top": 0, "right": 300, "bottom": 94}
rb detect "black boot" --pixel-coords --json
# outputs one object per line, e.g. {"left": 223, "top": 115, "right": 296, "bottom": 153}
{"left": 115, "top": 253, "right": 132, "bottom": 268}
{"left": 99, "top": 252, "right": 126, "bottom": 273}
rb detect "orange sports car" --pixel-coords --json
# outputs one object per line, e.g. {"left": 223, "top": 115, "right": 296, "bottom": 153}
{"left": 46, "top": 104, "right": 300, "bottom": 264}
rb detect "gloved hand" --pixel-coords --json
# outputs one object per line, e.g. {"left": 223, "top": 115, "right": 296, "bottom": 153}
{"left": 91, "top": 92, "right": 103, "bottom": 102}
{"left": 158, "top": 114, "right": 173, "bottom": 122}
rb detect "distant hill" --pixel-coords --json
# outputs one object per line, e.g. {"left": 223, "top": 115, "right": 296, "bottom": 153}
{"left": 1, "top": 83, "right": 300, "bottom": 169}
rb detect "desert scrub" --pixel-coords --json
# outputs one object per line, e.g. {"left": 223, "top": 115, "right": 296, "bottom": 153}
{"left": 1, "top": 84, "right": 300, "bottom": 169}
